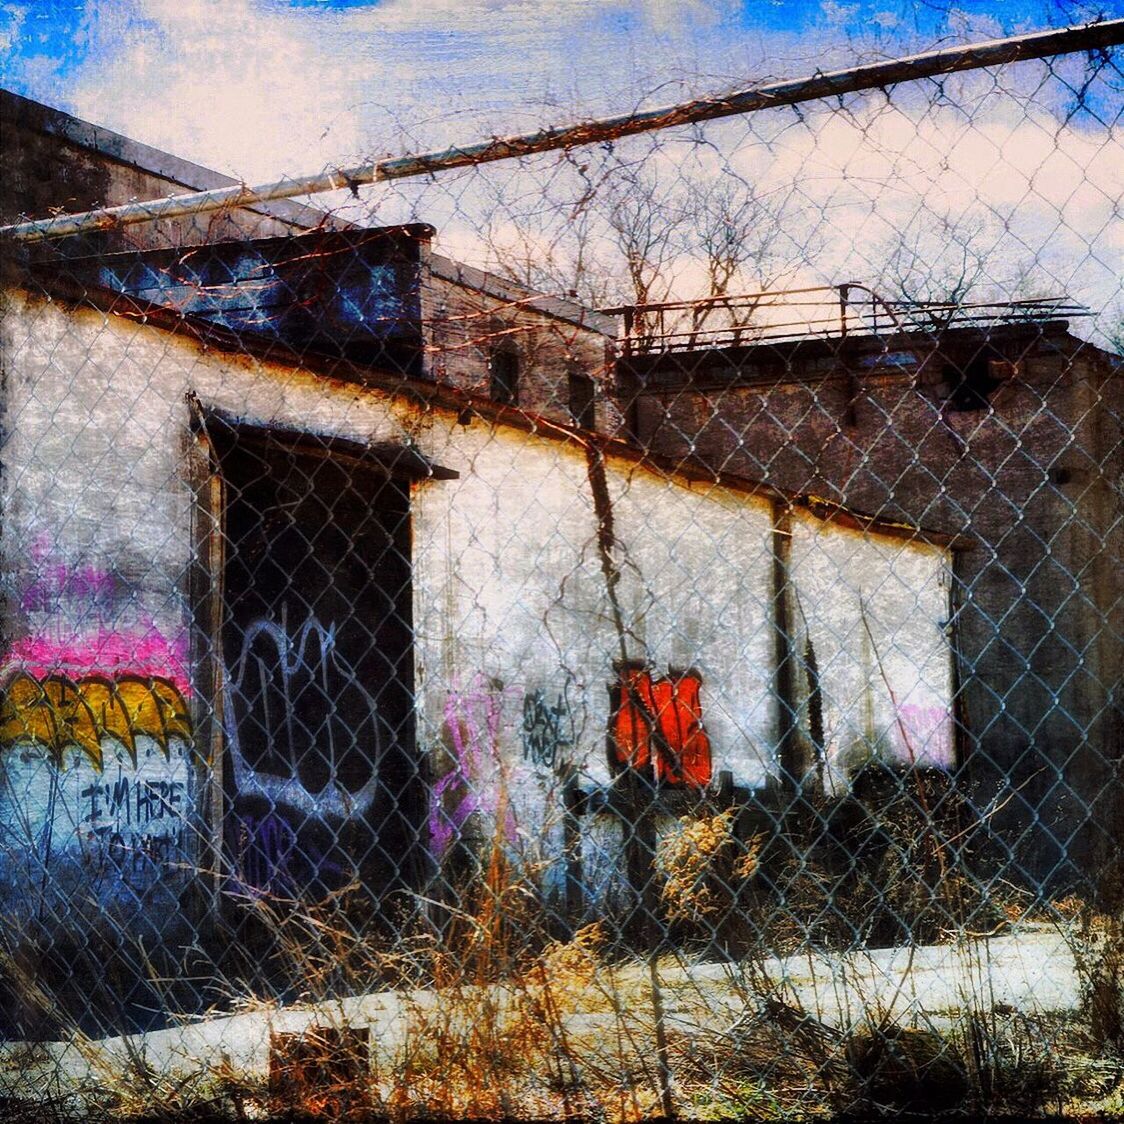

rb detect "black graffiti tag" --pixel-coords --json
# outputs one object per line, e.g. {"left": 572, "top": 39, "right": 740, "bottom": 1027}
{"left": 521, "top": 689, "right": 573, "bottom": 770}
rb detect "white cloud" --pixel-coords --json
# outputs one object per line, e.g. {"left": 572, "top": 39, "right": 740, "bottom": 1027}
{"left": 0, "top": 3, "right": 25, "bottom": 53}
{"left": 55, "top": 0, "right": 837, "bottom": 179}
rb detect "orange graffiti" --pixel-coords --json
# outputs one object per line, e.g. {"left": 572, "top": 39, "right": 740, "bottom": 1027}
{"left": 0, "top": 672, "right": 193, "bottom": 770}
{"left": 612, "top": 666, "right": 712, "bottom": 788}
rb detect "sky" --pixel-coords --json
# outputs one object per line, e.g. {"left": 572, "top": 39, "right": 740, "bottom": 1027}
{"left": 1, "top": 1, "right": 1122, "bottom": 330}
{"left": 1, "top": 0, "right": 1119, "bottom": 179}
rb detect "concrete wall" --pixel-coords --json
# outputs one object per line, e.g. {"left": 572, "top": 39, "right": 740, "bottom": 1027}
{"left": 0, "top": 289, "right": 205, "bottom": 944}
{"left": 0, "top": 284, "right": 954, "bottom": 944}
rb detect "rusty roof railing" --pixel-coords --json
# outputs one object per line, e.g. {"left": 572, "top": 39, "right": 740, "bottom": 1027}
{"left": 603, "top": 284, "right": 1092, "bottom": 357}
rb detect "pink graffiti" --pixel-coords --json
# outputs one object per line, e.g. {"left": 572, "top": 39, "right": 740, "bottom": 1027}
{"left": 896, "top": 703, "right": 953, "bottom": 767}
{"left": 8, "top": 541, "right": 191, "bottom": 696}
{"left": 2, "top": 626, "right": 192, "bottom": 697}
{"left": 429, "top": 675, "right": 519, "bottom": 857}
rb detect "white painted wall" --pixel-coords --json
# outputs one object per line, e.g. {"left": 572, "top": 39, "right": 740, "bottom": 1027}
{"left": 0, "top": 286, "right": 955, "bottom": 937}
{"left": 787, "top": 508, "right": 954, "bottom": 789}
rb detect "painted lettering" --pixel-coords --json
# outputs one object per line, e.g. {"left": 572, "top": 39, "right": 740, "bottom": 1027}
{"left": 521, "top": 689, "right": 573, "bottom": 770}
{"left": 430, "top": 674, "right": 520, "bottom": 858}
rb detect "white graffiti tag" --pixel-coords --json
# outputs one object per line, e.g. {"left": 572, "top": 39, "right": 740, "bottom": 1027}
{"left": 223, "top": 613, "right": 385, "bottom": 820}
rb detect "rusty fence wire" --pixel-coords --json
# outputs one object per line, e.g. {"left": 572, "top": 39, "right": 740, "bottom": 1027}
{"left": 0, "top": 29, "right": 1122, "bottom": 1122}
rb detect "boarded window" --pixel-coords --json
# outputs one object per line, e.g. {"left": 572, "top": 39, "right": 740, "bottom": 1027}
{"left": 490, "top": 345, "right": 520, "bottom": 405}
{"left": 609, "top": 664, "right": 712, "bottom": 788}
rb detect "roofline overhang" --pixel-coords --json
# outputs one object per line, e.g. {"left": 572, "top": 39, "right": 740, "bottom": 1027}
{"left": 3, "top": 267, "right": 967, "bottom": 551}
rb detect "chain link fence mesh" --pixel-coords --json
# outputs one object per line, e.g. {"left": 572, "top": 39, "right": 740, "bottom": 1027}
{"left": 0, "top": 28, "right": 1122, "bottom": 1120}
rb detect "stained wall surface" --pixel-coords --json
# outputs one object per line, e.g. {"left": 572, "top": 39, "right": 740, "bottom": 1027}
{"left": 0, "top": 284, "right": 953, "bottom": 942}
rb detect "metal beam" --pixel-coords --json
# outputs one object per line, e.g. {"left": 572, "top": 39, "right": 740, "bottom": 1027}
{"left": 3, "top": 18, "right": 1121, "bottom": 244}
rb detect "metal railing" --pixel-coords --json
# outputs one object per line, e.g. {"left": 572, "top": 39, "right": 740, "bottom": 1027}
{"left": 607, "top": 284, "right": 1093, "bottom": 356}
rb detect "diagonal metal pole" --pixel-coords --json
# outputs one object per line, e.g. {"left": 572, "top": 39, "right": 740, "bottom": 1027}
{"left": 2, "top": 18, "right": 1121, "bottom": 244}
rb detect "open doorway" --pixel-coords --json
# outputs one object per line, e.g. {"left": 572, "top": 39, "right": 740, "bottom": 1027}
{"left": 214, "top": 426, "right": 424, "bottom": 907}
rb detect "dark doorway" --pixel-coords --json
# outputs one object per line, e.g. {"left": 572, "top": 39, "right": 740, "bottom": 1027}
{"left": 216, "top": 430, "right": 422, "bottom": 906}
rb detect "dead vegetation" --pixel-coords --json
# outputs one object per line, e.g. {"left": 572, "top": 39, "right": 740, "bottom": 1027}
{"left": 3, "top": 798, "right": 1122, "bottom": 1123}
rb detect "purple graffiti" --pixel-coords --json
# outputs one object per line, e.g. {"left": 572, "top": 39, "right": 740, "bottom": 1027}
{"left": 237, "top": 812, "right": 299, "bottom": 896}
{"left": 896, "top": 703, "right": 954, "bottom": 767}
{"left": 429, "top": 675, "right": 519, "bottom": 857}
{"left": 233, "top": 811, "right": 346, "bottom": 897}
{"left": 20, "top": 563, "right": 117, "bottom": 614}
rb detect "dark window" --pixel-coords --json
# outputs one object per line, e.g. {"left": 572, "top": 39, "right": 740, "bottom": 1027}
{"left": 490, "top": 345, "right": 520, "bottom": 405}
{"left": 941, "top": 347, "right": 1011, "bottom": 412}
{"left": 567, "top": 371, "right": 596, "bottom": 428}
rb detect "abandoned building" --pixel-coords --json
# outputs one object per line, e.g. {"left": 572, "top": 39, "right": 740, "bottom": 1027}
{"left": 0, "top": 90, "right": 962, "bottom": 995}
{"left": 614, "top": 288, "right": 1123, "bottom": 892}
{"left": 0, "top": 89, "right": 1119, "bottom": 1041}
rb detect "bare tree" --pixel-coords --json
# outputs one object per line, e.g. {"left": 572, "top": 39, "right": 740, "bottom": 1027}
{"left": 880, "top": 204, "right": 1059, "bottom": 330}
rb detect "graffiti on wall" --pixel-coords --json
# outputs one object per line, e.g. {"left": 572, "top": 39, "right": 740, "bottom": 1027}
{"left": 234, "top": 810, "right": 299, "bottom": 896}
{"left": 75, "top": 752, "right": 194, "bottom": 881}
{"left": 0, "top": 745, "right": 197, "bottom": 899}
{"left": 0, "top": 545, "right": 197, "bottom": 912}
{"left": 610, "top": 665, "right": 712, "bottom": 788}
{"left": 224, "top": 614, "right": 386, "bottom": 895}
{"left": 7, "top": 539, "right": 191, "bottom": 689}
{"left": 521, "top": 688, "right": 573, "bottom": 771}
{"left": 0, "top": 672, "right": 192, "bottom": 769}
{"left": 430, "top": 674, "right": 521, "bottom": 858}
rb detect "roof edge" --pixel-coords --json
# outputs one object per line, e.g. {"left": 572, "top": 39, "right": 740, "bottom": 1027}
{"left": 3, "top": 269, "right": 963, "bottom": 551}
{"left": 427, "top": 251, "right": 618, "bottom": 337}
{"left": 1, "top": 87, "right": 350, "bottom": 233}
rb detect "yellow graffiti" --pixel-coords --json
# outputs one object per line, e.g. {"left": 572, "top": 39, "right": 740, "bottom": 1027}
{"left": 0, "top": 672, "right": 193, "bottom": 771}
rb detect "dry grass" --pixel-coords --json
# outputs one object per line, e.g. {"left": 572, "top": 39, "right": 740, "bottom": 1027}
{"left": 3, "top": 779, "right": 1122, "bottom": 1121}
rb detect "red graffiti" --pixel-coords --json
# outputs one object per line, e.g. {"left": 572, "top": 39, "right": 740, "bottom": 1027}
{"left": 611, "top": 665, "right": 712, "bottom": 788}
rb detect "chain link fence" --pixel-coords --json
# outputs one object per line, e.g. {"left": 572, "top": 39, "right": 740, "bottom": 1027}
{"left": 0, "top": 22, "right": 1122, "bottom": 1120}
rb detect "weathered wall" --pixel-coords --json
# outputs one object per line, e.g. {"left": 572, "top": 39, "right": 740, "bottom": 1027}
{"left": 0, "top": 284, "right": 954, "bottom": 942}
{"left": 0, "top": 289, "right": 204, "bottom": 942}
{"left": 409, "top": 422, "right": 779, "bottom": 911}
{"left": 623, "top": 328, "right": 1123, "bottom": 888}
{"left": 421, "top": 254, "right": 620, "bottom": 432}
{"left": 1, "top": 89, "right": 335, "bottom": 249}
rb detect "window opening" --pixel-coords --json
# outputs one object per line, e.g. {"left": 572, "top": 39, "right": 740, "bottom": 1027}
{"left": 568, "top": 370, "right": 596, "bottom": 428}
{"left": 490, "top": 344, "right": 520, "bottom": 405}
